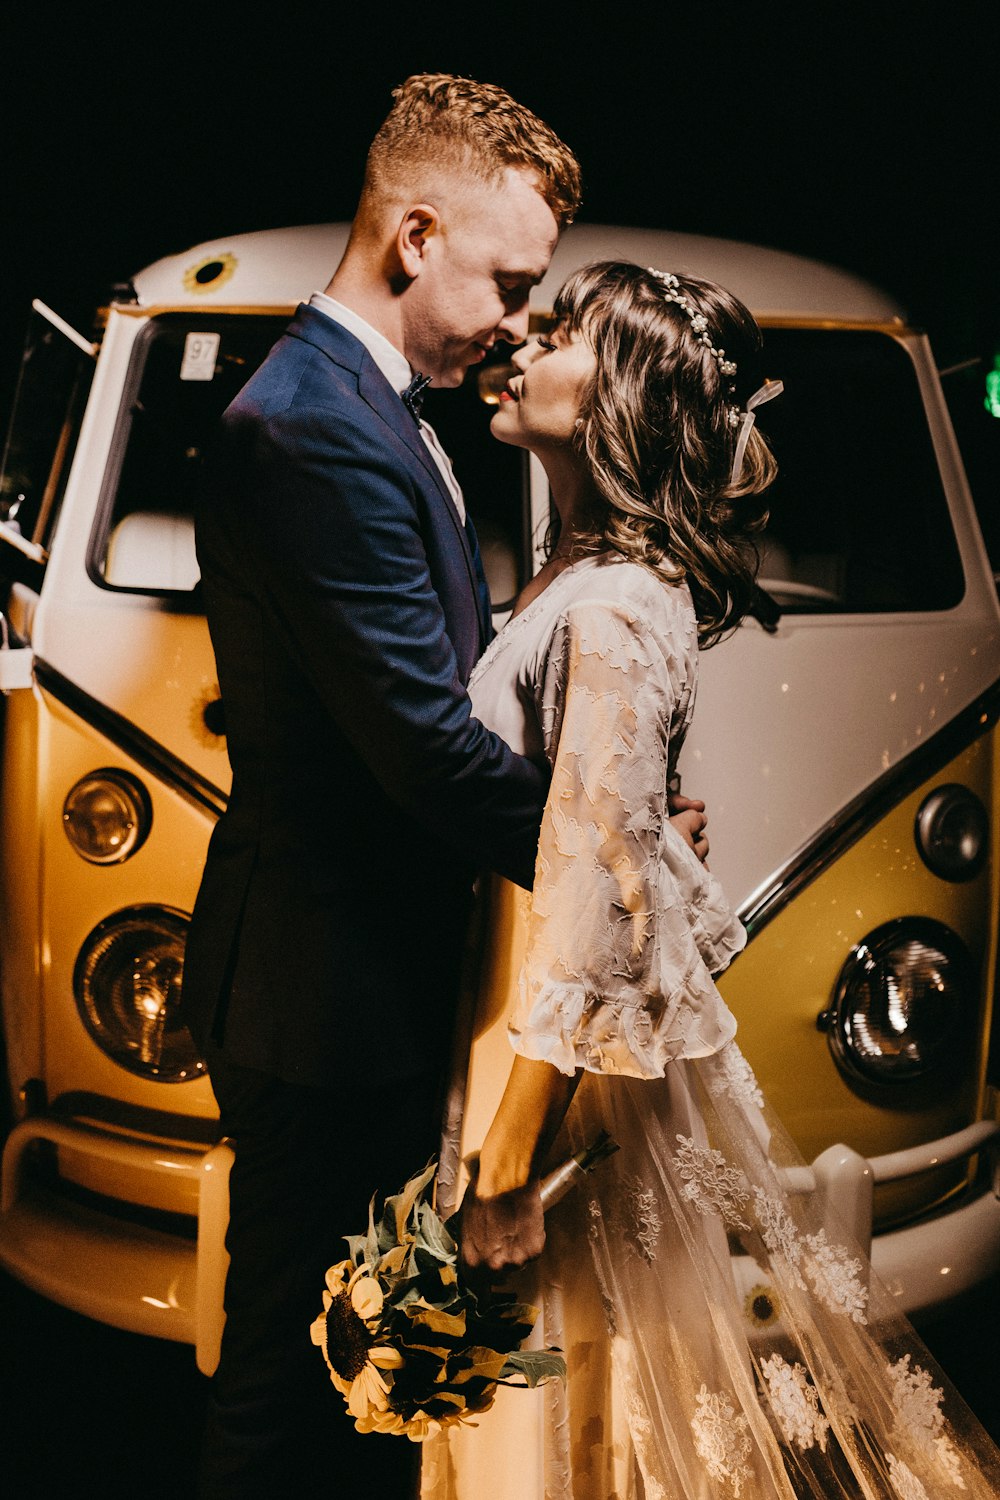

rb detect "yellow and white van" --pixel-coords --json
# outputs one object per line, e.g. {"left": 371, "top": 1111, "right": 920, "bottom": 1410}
{"left": 1, "top": 222, "right": 997, "bottom": 1374}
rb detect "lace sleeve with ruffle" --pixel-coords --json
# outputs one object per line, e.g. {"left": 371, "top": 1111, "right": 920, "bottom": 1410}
{"left": 508, "top": 584, "right": 744, "bottom": 1078}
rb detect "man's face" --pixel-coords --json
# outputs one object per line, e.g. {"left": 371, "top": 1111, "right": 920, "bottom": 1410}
{"left": 402, "top": 168, "right": 560, "bottom": 387}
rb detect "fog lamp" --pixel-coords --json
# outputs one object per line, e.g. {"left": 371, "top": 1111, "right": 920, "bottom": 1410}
{"left": 915, "top": 783, "right": 988, "bottom": 882}
{"left": 824, "top": 918, "right": 973, "bottom": 1090}
{"left": 63, "top": 769, "right": 151, "bottom": 864}
{"left": 73, "top": 905, "right": 203, "bottom": 1082}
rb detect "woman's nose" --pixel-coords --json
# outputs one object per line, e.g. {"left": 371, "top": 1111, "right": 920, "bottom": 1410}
{"left": 511, "top": 339, "right": 540, "bottom": 372}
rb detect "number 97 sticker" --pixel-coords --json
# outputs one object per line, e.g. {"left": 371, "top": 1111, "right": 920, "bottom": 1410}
{"left": 180, "top": 332, "right": 221, "bottom": 382}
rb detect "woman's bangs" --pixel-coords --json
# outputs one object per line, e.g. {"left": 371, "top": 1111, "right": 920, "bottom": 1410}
{"left": 551, "top": 262, "right": 627, "bottom": 340}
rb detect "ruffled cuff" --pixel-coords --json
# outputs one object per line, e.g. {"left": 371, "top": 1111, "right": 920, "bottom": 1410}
{"left": 660, "top": 822, "right": 749, "bottom": 979}
{"left": 508, "top": 967, "right": 739, "bottom": 1080}
{"left": 687, "top": 899, "right": 747, "bottom": 980}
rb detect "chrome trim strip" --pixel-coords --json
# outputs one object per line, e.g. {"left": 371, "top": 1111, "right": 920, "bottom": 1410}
{"left": 34, "top": 658, "right": 228, "bottom": 819}
{"left": 740, "top": 678, "right": 1000, "bottom": 937}
{"left": 868, "top": 1120, "right": 1000, "bottom": 1185}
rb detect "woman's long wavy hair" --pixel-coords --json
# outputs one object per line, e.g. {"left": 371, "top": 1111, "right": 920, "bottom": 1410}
{"left": 551, "top": 261, "right": 778, "bottom": 646}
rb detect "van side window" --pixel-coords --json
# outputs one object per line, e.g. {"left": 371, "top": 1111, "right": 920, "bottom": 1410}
{"left": 941, "top": 355, "right": 1000, "bottom": 589}
{"left": 754, "top": 328, "right": 964, "bottom": 613}
{"left": 0, "top": 307, "right": 95, "bottom": 582}
{"left": 91, "top": 314, "right": 287, "bottom": 596}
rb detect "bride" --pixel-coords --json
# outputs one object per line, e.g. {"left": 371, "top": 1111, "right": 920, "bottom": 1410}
{"left": 421, "top": 260, "right": 1000, "bottom": 1498}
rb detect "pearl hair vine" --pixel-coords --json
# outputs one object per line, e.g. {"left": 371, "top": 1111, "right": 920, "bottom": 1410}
{"left": 646, "top": 266, "right": 783, "bottom": 483}
{"left": 646, "top": 268, "right": 738, "bottom": 379}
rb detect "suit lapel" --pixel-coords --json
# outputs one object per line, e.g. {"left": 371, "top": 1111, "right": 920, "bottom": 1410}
{"left": 284, "top": 304, "right": 489, "bottom": 652}
{"left": 355, "top": 357, "right": 490, "bottom": 653}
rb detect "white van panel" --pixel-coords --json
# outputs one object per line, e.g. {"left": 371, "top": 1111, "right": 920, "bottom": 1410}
{"left": 132, "top": 222, "right": 904, "bottom": 324}
{"left": 682, "top": 611, "right": 1000, "bottom": 907}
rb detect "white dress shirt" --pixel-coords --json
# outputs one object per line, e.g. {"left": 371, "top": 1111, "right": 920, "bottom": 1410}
{"left": 308, "top": 292, "right": 466, "bottom": 523}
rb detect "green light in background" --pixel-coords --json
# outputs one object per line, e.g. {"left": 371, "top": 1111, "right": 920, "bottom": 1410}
{"left": 985, "top": 355, "right": 1000, "bottom": 418}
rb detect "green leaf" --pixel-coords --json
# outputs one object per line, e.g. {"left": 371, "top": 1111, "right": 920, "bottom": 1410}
{"left": 385, "top": 1160, "right": 438, "bottom": 1244}
{"left": 403, "top": 1305, "right": 467, "bottom": 1338}
{"left": 343, "top": 1233, "right": 367, "bottom": 1264}
{"left": 445, "top": 1347, "right": 511, "bottom": 1384}
{"left": 365, "top": 1193, "right": 381, "bottom": 1262}
{"left": 415, "top": 1200, "right": 458, "bottom": 1262}
{"left": 500, "top": 1349, "right": 567, "bottom": 1387}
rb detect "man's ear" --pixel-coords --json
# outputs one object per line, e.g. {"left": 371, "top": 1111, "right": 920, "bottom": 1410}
{"left": 396, "top": 205, "right": 439, "bottom": 280}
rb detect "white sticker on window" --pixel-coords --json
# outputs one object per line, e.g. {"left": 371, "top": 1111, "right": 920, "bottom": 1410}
{"left": 180, "top": 332, "right": 221, "bottom": 381}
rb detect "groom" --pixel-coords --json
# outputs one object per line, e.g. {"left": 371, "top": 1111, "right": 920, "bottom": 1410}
{"left": 181, "top": 74, "right": 583, "bottom": 1498}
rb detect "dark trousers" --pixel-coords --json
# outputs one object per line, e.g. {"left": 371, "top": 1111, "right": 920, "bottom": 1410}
{"left": 197, "top": 1045, "right": 445, "bottom": 1499}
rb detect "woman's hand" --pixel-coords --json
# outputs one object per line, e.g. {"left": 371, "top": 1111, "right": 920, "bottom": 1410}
{"left": 455, "top": 1162, "right": 545, "bottom": 1288}
{"left": 455, "top": 1056, "right": 580, "bottom": 1286}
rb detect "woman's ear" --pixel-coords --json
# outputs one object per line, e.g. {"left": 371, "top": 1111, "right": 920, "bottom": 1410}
{"left": 396, "top": 205, "right": 439, "bottom": 280}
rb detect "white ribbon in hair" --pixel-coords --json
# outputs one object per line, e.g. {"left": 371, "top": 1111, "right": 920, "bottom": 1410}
{"left": 731, "top": 380, "right": 784, "bottom": 484}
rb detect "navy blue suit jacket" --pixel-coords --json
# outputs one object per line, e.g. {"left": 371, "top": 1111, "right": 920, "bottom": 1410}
{"left": 181, "top": 305, "right": 548, "bottom": 1087}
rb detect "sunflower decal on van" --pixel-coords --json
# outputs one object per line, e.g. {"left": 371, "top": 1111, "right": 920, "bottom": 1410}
{"left": 182, "top": 252, "right": 237, "bottom": 294}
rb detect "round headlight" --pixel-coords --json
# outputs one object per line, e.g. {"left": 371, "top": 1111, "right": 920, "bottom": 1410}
{"left": 73, "top": 905, "right": 204, "bottom": 1082}
{"left": 825, "top": 918, "right": 973, "bottom": 1091}
{"left": 915, "top": 783, "right": 988, "bottom": 882}
{"left": 63, "top": 769, "right": 152, "bottom": 865}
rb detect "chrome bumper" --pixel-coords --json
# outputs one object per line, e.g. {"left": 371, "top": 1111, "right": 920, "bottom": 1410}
{"left": 0, "top": 1114, "right": 233, "bottom": 1375}
{"left": 2, "top": 1115, "right": 998, "bottom": 1372}
{"left": 732, "top": 1119, "right": 1000, "bottom": 1328}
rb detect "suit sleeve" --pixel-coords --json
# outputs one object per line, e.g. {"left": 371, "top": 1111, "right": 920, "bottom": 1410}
{"left": 230, "top": 395, "right": 547, "bottom": 889}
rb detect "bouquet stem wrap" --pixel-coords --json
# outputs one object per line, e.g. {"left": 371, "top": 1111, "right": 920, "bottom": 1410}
{"left": 538, "top": 1129, "right": 619, "bottom": 1211}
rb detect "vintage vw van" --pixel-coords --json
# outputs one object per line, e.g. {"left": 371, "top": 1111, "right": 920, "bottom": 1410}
{"left": 0, "top": 222, "right": 997, "bottom": 1375}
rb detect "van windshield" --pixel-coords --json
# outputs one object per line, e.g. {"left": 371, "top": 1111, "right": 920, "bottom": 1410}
{"left": 92, "top": 314, "right": 529, "bottom": 612}
{"left": 752, "top": 327, "right": 964, "bottom": 613}
{"left": 93, "top": 318, "right": 963, "bottom": 617}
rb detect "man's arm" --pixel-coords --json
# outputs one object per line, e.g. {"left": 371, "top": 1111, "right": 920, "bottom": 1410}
{"left": 668, "top": 791, "right": 710, "bottom": 862}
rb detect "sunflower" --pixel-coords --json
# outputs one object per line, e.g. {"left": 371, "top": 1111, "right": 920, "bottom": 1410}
{"left": 309, "top": 1280, "right": 404, "bottom": 1419}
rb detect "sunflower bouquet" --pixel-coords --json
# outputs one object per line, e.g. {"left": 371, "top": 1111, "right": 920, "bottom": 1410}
{"left": 310, "top": 1133, "right": 618, "bottom": 1441}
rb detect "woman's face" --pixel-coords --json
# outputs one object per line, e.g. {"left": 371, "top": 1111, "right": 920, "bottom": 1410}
{"left": 490, "top": 323, "right": 597, "bottom": 455}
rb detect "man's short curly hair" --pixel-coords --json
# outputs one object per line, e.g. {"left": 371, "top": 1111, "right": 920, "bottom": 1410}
{"left": 363, "top": 73, "right": 582, "bottom": 227}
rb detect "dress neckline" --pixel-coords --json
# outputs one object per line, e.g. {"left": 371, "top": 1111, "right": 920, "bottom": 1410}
{"left": 470, "top": 555, "right": 609, "bottom": 687}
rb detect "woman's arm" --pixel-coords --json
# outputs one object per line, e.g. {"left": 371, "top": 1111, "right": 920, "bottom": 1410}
{"left": 457, "top": 589, "right": 711, "bottom": 1279}
{"left": 457, "top": 1056, "right": 581, "bottom": 1279}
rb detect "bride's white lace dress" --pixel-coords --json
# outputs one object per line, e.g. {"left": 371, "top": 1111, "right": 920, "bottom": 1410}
{"left": 421, "top": 553, "right": 1000, "bottom": 1499}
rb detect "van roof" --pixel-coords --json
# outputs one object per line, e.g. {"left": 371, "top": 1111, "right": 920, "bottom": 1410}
{"left": 131, "top": 221, "right": 904, "bottom": 323}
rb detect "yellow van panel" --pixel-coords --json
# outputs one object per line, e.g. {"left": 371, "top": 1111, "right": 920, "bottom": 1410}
{"left": 719, "top": 731, "right": 996, "bottom": 1226}
{"left": 468, "top": 732, "right": 996, "bottom": 1233}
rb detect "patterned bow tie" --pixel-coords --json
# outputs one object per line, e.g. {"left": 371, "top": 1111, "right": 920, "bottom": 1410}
{"left": 402, "top": 371, "right": 432, "bottom": 421}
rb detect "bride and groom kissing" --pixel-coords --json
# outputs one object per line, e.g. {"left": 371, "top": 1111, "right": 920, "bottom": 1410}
{"left": 180, "top": 71, "right": 1000, "bottom": 1500}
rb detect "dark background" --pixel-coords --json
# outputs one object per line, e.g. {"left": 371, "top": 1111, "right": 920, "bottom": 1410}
{"left": 1, "top": 5, "right": 999, "bottom": 1491}
{"left": 2, "top": 0, "right": 997, "bottom": 422}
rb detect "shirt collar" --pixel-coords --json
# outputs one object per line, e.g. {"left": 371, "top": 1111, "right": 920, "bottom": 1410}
{"left": 308, "top": 291, "right": 412, "bottom": 398}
